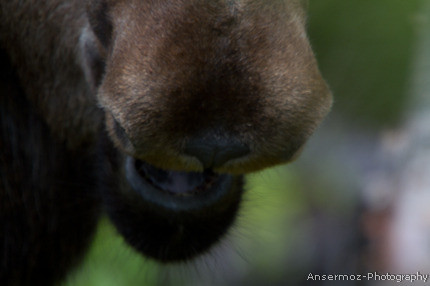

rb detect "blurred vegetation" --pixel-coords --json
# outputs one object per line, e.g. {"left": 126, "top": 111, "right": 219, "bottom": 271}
{"left": 308, "top": 0, "right": 421, "bottom": 128}
{"left": 64, "top": 1, "right": 423, "bottom": 285}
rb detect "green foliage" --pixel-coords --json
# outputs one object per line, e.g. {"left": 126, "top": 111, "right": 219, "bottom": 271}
{"left": 308, "top": 0, "right": 422, "bottom": 127}
{"left": 62, "top": 219, "right": 159, "bottom": 286}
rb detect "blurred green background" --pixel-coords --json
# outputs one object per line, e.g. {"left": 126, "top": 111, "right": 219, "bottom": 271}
{"left": 63, "top": 1, "right": 424, "bottom": 285}
{"left": 308, "top": 0, "right": 420, "bottom": 128}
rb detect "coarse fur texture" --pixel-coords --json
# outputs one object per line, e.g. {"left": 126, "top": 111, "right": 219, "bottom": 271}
{"left": 0, "top": 0, "right": 332, "bottom": 285}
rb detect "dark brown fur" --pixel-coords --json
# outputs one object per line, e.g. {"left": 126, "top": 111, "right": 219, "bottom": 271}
{"left": 96, "top": 0, "right": 331, "bottom": 174}
{"left": 0, "top": 0, "right": 331, "bottom": 285}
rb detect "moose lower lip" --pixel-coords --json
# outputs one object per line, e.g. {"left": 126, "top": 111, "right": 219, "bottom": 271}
{"left": 125, "top": 156, "right": 232, "bottom": 211}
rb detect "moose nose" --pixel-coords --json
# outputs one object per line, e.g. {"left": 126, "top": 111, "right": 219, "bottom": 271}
{"left": 184, "top": 136, "right": 250, "bottom": 169}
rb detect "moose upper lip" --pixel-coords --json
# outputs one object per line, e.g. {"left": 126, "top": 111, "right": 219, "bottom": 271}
{"left": 125, "top": 156, "right": 233, "bottom": 212}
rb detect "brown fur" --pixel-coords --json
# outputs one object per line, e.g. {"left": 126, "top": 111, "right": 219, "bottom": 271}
{"left": 96, "top": 0, "right": 331, "bottom": 174}
{"left": 0, "top": 0, "right": 331, "bottom": 284}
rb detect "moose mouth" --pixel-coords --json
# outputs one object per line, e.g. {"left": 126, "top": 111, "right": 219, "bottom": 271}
{"left": 125, "top": 156, "right": 233, "bottom": 212}
{"left": 101, "top": 151, "right": 243, "bottom": 262}
{"left": 136, "top": 160, "right": 219, "bottom": 195}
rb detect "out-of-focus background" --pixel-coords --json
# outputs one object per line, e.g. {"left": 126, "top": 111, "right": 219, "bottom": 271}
{"left": 63, "top": 0, "right": 429, "bottom": 285}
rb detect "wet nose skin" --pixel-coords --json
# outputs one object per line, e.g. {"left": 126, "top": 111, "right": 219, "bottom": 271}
{"left": 184, "top": 136, "right": 250, "bottom": 170}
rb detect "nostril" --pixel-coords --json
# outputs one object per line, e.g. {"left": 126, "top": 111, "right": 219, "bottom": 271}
{"left": 113, "top": 117, "right": 130, "bottom": 145}
{"left": 106, "top": 113, "right": 135, "bottom": 152}
{"left": 184, "top": 136, "right": 250, "bottom": 169}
